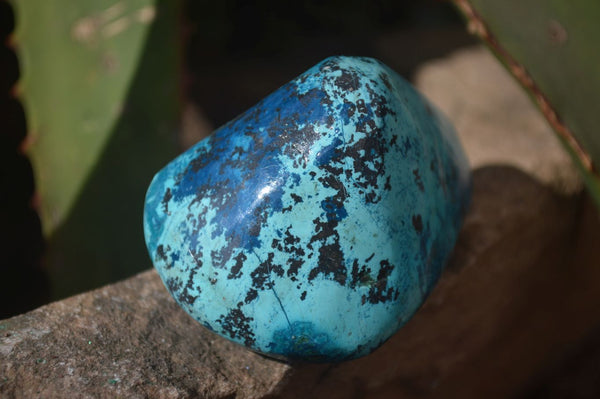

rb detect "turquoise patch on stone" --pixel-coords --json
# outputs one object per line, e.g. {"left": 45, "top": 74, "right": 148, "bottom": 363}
{"left": 143, "top": 56, "right": 471, "bottom": 362}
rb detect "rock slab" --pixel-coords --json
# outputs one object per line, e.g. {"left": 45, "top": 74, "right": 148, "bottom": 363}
{"left": 3, "top": 165, "right": 597, "bottom": 398}
{"left": 0, "top": 269, "right": 288, "bottom": 398}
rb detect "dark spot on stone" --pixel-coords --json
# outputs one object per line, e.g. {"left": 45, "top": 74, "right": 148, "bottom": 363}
{"left": 245, "top": 288, "right": 258, "bottom": 304}
{"left": 364, "top": 82, "right": 394, "bottom": 118}
{"left": 232, "top": 145, "right": 244, "bottom": 157}
{"left": 284, "top": 228, "right": 300, "bottom": 246}
{"left": 190, "top": 249, "right": 203, "bottom": 268}
{"left": 413, "top": 168, "right": 425, "bottom": 192}
{"left": 358, "top": 57, "right": 375, "bottom": 64}
{"left": 280, "top": 124, "right": 321, "bottom": 166}
{"left": 162, "top": 188, "right": 172, "bottom": 214}
{"left": 250, "top": 252, "right": 284, "bottom": 291}
{"left": 166, "top": 267, "right": 200, "bottom": 307}
{"left": 300, "top": 291, "right": 307, "bottom": 301}
{"left": 350, "top": 259, "right": 373, "bottom": 289}
{"left": 356, "top": 99, "right": 368, "bottom": 115}
{"left": 166, "top": 277, "right": 182, "bottom": 294}
{"left": 210, "top": 249, "right": 224, "bottom": 268}
{"left": 156, "top": 244, "right": 168, "bottom": 263}
{"left": 287, "top": 258, "right": 304, "bottom": 278}
{"left": 321, "top": 197, "right": 348, "bottom": 221}
{"left": 335, "top": 70, "right": 360, "bottom": 92}
{"left": 365, "top": 191, "right": 379, "bottom": 204}
{"left": 364, "top": 260, "right": 398, "bottom": 304}
{"left": 401, "top": 137, "right": 412, "bottom": 156}
{"left": 412, "top": 214, "right": 423, "bottom": 233}
{"left": 227, "top": 252, "right": 247, "bottom": 279}
{"left": 290, "top": 193, "right": 303, "bottom": 203}
{"left": 345, "top": 101, "right": 356, "bottom": 119}
{"left": 379, "top": 72, "right": 392, "bottom": 90}
{"left": 217, "top": 306, "right": 256, "bottom": 347}
{"left": 384, "top": 175, "right": 391, "bottom": 191}
{"left": 209, "top": 223, "right": 243, "bottom": 269}
{"left": 308, "top": 242, "right": 347, "bottom": 286}
{"left": 187, "top": 145, "right": 213, "bottom": 174}
{"left": 179, "top": 272, "right": 199, "bottom": 306}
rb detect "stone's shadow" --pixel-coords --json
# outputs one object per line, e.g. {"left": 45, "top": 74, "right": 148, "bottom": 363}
{"left": 445, "top": 165, "right": 576, "bottom": 272}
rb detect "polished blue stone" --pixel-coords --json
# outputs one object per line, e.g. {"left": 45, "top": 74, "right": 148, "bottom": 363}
{"left": 144, "top": 56, "right": 470, "bottom": 362}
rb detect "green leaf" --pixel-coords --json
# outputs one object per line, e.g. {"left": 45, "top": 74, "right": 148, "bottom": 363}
{"left": 454, "top": 0, "right": 600, "bottom": 205}
{"left": 13, "top": 0, "right": 180, "bottom": 299}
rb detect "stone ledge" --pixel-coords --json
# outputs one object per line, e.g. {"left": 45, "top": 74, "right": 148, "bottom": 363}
{"left": 0, "top": 265, "right": 288, "bottom": 398}
{"left": 2, "top": 165, "right": 597, "bottom": 398}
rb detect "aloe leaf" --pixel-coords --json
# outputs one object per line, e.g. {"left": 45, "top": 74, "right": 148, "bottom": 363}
{"left": 453, "top": 0, "right": 600, "bottom": 205}
{"left": 12, "top": 0, "right": 180, "bottom": 299}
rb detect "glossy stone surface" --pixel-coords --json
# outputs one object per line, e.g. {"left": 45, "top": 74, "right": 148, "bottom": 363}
{"left": 144, "top": 56, "right": 470, "bottom": 362}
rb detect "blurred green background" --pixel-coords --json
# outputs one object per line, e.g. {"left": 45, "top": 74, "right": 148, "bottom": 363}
{"left": 0, "top": 0, "right": 472, "bottom": 319}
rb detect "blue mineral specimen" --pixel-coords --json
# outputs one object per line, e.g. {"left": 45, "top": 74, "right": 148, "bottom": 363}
{"left": 143, "top": 56, "right": 470, "bottom": 362}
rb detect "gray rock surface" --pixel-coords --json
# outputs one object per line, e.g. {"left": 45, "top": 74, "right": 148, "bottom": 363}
{"left": 2, "top": 46, "right": 597, "bottom": 398}
{"left": 0, "top": 269, "right": 288, "bottom": 398}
